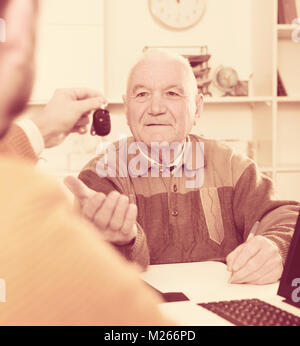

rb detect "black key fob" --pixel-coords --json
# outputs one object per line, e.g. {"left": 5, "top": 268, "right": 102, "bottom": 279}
{"left": 92, "top": 108, "right": 111, "bottom": 136}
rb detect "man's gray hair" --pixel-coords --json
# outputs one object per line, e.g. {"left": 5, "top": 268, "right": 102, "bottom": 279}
{"left": 125, "top": 49, "right": 198, "bottom": 97}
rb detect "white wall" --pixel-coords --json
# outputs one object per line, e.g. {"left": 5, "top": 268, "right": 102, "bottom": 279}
{"left": 104, "top": 0, "right": 252, "bottom": 101}
{"left": 31, "top": 0, "right": 105, "bottom": 102}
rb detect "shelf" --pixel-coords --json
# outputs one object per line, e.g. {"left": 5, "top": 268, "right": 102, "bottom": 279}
{"left": 107, "top": 96, "right": 273, "bottom": 105}
{"left": 277, "top": 24, "right": 299, "bottom": 39}
{"left": 203, "top": 97, "right": 273, "bottom": 104}
{"left": 276, "top": 167, "right": 300, "bottom": 173}
{"left": 260, "top": 167, "right": 274, "bottom": 173}
{"left": 258, "top": 167, "right": 300, "bottom": 174}
{"left": 277, "top": 96, "right": 300, "bottom": 103}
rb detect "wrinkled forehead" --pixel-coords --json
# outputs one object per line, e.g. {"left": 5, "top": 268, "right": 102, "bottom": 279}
{"left": 127, "top": 58, "right": 194, "bottom": 95}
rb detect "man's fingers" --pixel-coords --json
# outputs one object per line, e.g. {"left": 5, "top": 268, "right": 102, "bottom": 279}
{"left": 226, "top": 243, "right": 245, "bottom": 272}
{"left": 82, "top": 192, "right": 106, "bottom": 221}
{"left": 230, "top": 256, "right": 282, "bottom": 284}
{"left": 109, "top": 195, "right": 130, "bottom": 231}
{"left": 63, "top": 176, "right": 94, "bottom": 201}
{"left": 72, "top": 88, "right": 107, "bottom": 101}
{"left": 229, "top": 237, "right": 261, "bottom": 272}
{"left": 230, "top": 260, "right": 268, "bottom": 284}
{"left": 120, "top": 204, "right": 138, "bottom": 235}
{"left": 76, "top": 97, "right": 107, "bottom": 115}
{"left": 228, "top": 236, "right": 283, "bottom": 284}
{"left": 72, "top": 114, "right": 90, "bottom": 134}
{"left": 101, "top": 223, "right": 138, "bottom": 246}
{"left": 94, "top": 191, "right": 120, "bottom": 230}
{"left": 229, "top": 248, "right": 267, "bottom": 283}
{"left": 254, "top": 266, "right": 283, "bottom": 285}
{"left": 72, "top": 126, "right": 88, "bottom": 135}
{"left": 90, "top": 123, "right": 96, "bottom": 136}
{"left": 74, "top": 114, "right": 90, "bottom": 127}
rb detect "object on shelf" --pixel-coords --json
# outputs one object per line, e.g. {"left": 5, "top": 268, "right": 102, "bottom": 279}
{"left": 184, "top": 46, "right": 212, "bottom": 96}
{"left": 197, "top": 80, "right": 212, "bottom": 97}
{"left": 143, "top": 45, "right": 213, "bottom": 96}
{"left": 192, "top": 62, "right": 211, "bottom": 79}
{"left": 183, "top": 54, "right": 211, "bottom": 67}
{"left": 278, "top": 0, "right": 285, "bottom": 23}
{"left": 234, "top": 81, "right": 249, "bottom": 97}
{"left": 278, "top": 71, "right": 288, "bottom": 96}
{"left": 213, "top": 66, "right": 249, "bottom": 97}
{"left": 278, "top": 0, "right": 299, "bottom": 24}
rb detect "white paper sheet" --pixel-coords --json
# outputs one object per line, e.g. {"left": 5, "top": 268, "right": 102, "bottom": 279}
{"left": 141, "top": 261, "right": 278, "bottom": 303}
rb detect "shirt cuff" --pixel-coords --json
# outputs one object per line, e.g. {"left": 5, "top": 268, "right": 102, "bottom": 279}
{"left": 16, "top": 118, "right": 45, "bottom": 156}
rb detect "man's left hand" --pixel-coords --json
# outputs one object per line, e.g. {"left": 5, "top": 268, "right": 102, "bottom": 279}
{"left": 64, "top": 176, "right": 138, "bottom": 246}
{"left": 226, "top": 235, "right": 283, "bottom": 285}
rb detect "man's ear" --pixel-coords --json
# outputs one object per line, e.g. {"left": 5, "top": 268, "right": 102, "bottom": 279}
{"left": 194, "top": 93, "right": 204, "bottom": 124}
{"left": 122, "top": 95, "right": 129, "bottom": 124}
{"left": 122, "top": 94, "right": 127, "bottom": 108}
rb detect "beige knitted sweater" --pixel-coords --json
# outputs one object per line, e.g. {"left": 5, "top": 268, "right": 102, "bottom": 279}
{"left": 0, "top": 125, "right": 172, "bottom": 325}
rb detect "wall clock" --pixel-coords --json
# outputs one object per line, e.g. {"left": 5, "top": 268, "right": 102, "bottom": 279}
{"left": 149, "top": 0, "right": 206, "bottom": 30}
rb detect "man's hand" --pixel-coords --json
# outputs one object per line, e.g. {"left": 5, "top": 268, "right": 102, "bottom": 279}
{"left": 30, "top": 88, "right": 107, "bottom": 148}
{"left": 64, "top": 176, "right": 138, "bottom": 246}
{"left": 226, "top": 235, "right": 283, "bottom": 285}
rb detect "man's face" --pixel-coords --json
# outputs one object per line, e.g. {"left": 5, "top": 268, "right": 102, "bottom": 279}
{"left": 0, "top": 0, "right": 37, "bottom": 138}
{"left": 124, "top": 58, "right": 201, "bottom": 147}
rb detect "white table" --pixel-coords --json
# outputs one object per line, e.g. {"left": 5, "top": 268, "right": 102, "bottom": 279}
{"left": 141, "top": 261, "right": 300, "bottom": 326}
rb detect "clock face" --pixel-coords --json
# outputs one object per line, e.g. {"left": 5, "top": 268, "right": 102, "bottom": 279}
{"left": 149, "top": 0, "right": 206, "bottom": 30}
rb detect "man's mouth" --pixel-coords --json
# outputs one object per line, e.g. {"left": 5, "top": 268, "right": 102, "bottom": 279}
{"left": 145, "top": 124, "right": 170, "bottom": 126}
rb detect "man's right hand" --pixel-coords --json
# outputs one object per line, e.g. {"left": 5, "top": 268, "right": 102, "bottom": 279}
{"left": 64, "top": 176, "right": 138, "bottom": 246}
{"left": 30, "top": 88, "right": 107, "bottom": 148}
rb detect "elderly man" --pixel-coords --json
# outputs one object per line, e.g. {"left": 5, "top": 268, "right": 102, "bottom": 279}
{"left": 69, "top": 49, "right": 299, "bottom": 285}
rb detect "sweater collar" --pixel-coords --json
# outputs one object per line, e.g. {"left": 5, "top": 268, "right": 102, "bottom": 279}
{"left": 126, "top": 135, "right": 206, "bottom": 177}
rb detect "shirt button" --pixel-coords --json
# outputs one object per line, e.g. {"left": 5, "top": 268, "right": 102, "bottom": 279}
{"left": 173, "top": 184, "right": 177, "bottom": 192}
{"left": 171, "top": 210, "right": 179, "bottom": 217}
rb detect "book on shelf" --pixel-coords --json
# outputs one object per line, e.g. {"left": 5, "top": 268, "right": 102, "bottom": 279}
{"left": 278, "top": 0, "right": 299, "bottom": 24}
{"left": 277, "top": 71, "right": 288, "bottom": 96}
{"left": 278, "top": 0, "right": 286, "bottom": 24}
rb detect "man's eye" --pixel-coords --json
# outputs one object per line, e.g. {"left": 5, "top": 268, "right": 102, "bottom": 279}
{"left": 136, "top": 92, "right": 149, "bottom": 98}
{"left": 166, "top": 91, "right": 180, "bottom": 97}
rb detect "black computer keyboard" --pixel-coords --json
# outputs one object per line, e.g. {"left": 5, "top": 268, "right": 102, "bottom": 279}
{"left": 198, "top": 298, "right": 300, "bottom": 326}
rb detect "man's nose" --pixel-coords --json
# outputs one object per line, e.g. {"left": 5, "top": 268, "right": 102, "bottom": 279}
{"left": 148, "top": 93, "right": 166, "bottom": 115}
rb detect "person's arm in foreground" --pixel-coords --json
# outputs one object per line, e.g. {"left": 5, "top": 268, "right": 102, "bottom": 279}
{"left": 0, "top": 88, "right": 106, "bottom": 162}
{"left": 0, "top": 163, "right": 172, "bottom": 326}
